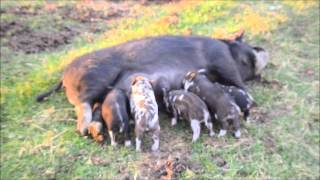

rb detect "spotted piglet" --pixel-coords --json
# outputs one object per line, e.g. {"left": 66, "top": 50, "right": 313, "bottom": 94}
{"left": 88, "top": 103, "right": 105, "bottom": 143}
{"left": 183, "top": 70, "right": 242, "bottom": 138}
{"left": 163, "top": 90, "right": 215, "bottom": 142}
{"left": 130, "top": 76, "right": 160, "bottom": 152}
{"left": 221, "top": 85, "right": 255, "bottom": 122}
{"left": 101, "top": 88, "right": 131, "bottom": 146}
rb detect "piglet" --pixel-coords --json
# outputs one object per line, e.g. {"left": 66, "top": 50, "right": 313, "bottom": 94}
{"left": 183, "top": 70, "right": 242, "bottom": 138}
{"left": 101, "top": 88, "right": 131, "bottom": 146}
{"left": 164, "top": 90, "right": 215, "bottom": 142}
{"left": 130, "top": 76, "right": 160, "bottom": 152}
{"left": 221, "top": 85, "right": 255, "bottom": 122}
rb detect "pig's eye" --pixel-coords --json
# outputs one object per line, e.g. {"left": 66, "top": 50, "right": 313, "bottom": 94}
{"left": 241, "top": 57, "right": 249, "bottom": 65}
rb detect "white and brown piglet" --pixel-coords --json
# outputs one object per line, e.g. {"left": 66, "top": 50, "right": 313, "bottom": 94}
{"left": 163, "top": 90, "right": 215, "bottom": 142}
{"left": 183, "top": 70, "right": 242, "bottom": 138}
{"left": 101, "top": 88, "right": 131, "bottom": 146}
{"left": 130, "top": 76, "right": 160, "bottom": 152}
{"left": 220, "top": 85, "right": 255, "bottom": 122}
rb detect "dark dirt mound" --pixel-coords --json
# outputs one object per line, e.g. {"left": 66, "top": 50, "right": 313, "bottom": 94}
{"left": 263, "top": 133, "right": 277, "bottom": 154}
{"left": 0, "top": 3, "right": 129, "bottom": 54}
{"left": 250, "top": 108, "right": 271, "bottom": 124}
{"left": 0, "top": 1, "right": 180, "bottom": 54}
{"left": 1, "top": 20, "right": 78, "bottom": 54}
{"left": 109, "top": 0, "right": 179, "bottom": 5}
{"left": 140, "top": 0, "right": 180, "bottom": 5}
{"left": 57, "top": 5, "right": 124, "bottom": 23}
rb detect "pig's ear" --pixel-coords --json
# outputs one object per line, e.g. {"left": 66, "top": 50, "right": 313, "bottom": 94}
{"left": 253, "top": 46, "right": 265, "bottom": 52}
{"left": 235, "top": 30, "right": 245, "bottom": 42}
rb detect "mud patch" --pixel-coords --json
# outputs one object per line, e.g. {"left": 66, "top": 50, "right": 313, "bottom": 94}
{"left": 0, "top": 3, "right": 130, "bottom": 54}
{"left": 263, "top": 133, "right": 277, "bottom": 154}
{"left": 250, "top": 76, "right": 284, "bottom": 90}
{"left": 135, "top": 114, "right": 203, "bottom": 179}
{"left": 2, "top": 21, "right": 78, "bottom": 54}
{"left": 89, "top": 154, "right": 111, "bottom": 166}
{"left": 299, "top": 68, "right": 317, "bottom": 80}
{"left": 142, "top": 154, "right": 203, "bottom": 179}
{"left": 140, "top": 0, "right": 180, "bottom": 5}
{"left": 250, "top": 108, "right": 271, "bottom": 124}
{"left": 212, "top": 155, "right": 227, "bottom": 168}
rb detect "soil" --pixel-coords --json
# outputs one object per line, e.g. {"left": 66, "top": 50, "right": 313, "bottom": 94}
{"left": 0, "top": 3, "right": 130, "bottom": 54}
{"left": 249, "top": 76, "right": 284, "bottom": 90}
{"left": 140, "top": 0, "right": 180, "bottom": 5}
{"left": 263, "top": 133, "right": 277, "bottom": 154}
{"left": 250, "top": 108, "right": 271, "bottom": 124}
{"left": 0, "top": 0, "right": 180, "bottom": 54}
{"left": 137, "top": 115, "right": 195, "bottom": 179}
{"left": 101, "top": 113, "right": 204, "bottom": 179}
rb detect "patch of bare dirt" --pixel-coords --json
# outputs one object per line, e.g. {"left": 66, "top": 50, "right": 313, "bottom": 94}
{"left": 89, "top": 154, "right": 112, "bottom": 166}
{"left": 2, "top": 21, "right": 78, "bottom": 54}
{"left": 250, "top": 76, "right": 284, "bottom": 90}
{"left": 299, "top": 68, "right": 317, "bottom": 80}
{"left": 0, "top": 3, "right": 132, "bottom": 54}
{"left": 250, "top": 108, "right": 271, "bottom": 124}
{"left": 132, "top": 0, "right": 180, "bottom": 6}
{"left": 263, "top": 133, "right": 277, "bottom": 154}
{"left": 135, "top": 114, "right": 203, "bottom": 179}
{"left": 109, "top": 0, "right": 180, "bottom": 5}
{"left": 0, "top": 0, "right": 181, "bottom": 54}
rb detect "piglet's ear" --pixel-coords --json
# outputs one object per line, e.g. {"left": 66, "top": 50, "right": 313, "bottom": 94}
{"left": 131, "top": 78, "right": 138, "bottom": 85}
{"left": 189, "top": 72, "right": 197, "bottom": 79}
{"left": 185, "top": 71, "right": 197, "bottom": 81}
{"left": 131, "top": 76, "right": 143, "bottom": 85}
{"left": 149, "top": 79, "right": 156, "bottom": 89}
{"left": 197, "top": 69, "right": 207, "bottom": 75}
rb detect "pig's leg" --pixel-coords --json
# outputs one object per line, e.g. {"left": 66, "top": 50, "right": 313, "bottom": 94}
{"left": 75, "top": 102, "right": 92, "bottom": 136}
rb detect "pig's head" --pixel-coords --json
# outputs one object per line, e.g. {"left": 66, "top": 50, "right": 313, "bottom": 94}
{"left": 226, "top": 32, "right": 269, "bottom": 81}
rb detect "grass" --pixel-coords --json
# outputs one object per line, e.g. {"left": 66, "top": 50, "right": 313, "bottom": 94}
{"left": 1, "top": 1, "right": 319, "bottom": 179}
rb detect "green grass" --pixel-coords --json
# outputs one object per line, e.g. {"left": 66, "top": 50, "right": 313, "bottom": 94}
{"left": 1, "top": 1, "right": 319, "bottom": 179}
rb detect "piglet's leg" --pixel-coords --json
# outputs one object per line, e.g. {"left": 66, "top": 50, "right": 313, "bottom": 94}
{"left": 218, "top": 120, "right": 228, "bottom": 137}
{"left": 171, "top": 118, "right": 177, "bottom": 126}
{"left": 207, "top": 122, "right": 215, "bottom": 137}
{"left": 203, "top": 112, "right": 215, "bottom": 136}
{"left": 171, "top": 107, "right": 178, "bottom": 126}
{"left": 151, "top": 125, "right": 160, "bottom": 152}
{"left": 234, "top": 129, "right": 241, "bottom": 138}
{"left": 135, "top": 137, "right": 142, "bottom": 152}
{"left": 108, "top": 131, "right": 117, "bottom": 146}
{"left": 190, "top": 119, "right": 201, "bottom": 142}
{"left": 124, "top": 123, "right": 131, "bottom": 147}
{"left": 244, "top": 110, "right": 251, "bottom": 123}
{"left": 135, "top": 127, "right": 143, "bottom": 152}
{"left": 233, "top": 118, "right": 241, "bottom": 138}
